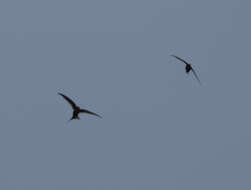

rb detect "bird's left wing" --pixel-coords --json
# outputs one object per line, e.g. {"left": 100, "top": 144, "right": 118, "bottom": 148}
{"left": 171, "top": 55, "right": 190, "bottom": 65}
{"left": 58, "top": 93, "right": 77, "bottom": 109}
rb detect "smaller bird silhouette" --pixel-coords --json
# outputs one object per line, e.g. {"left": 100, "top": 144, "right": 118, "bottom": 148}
{"left": 58, "top": 93, "right": 102, "bottom": 121}
{"left": 171, "top": 55, "right": 202, "bottom": 85}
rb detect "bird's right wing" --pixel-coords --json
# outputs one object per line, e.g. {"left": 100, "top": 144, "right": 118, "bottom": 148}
{"left": 191, "top": 68, "right": 202, "bottom": 85}
{"left": 80, "top": 108, "right": 102, "bottom": 118}
{"left": 171, "top": 55, "right": 189, "bottom": 65}
{"left": 58, "top": 93, "right": 77, "bottom": 109}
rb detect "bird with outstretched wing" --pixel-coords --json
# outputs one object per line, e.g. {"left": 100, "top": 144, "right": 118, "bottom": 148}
{"left": 58, "top": 93, "right": 102, "bottom": 121}
{"left": 171, "top": 55, "right": 202, "bottom": 85}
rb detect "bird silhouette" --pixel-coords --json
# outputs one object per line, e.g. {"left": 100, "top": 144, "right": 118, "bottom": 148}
{"left": 171, "top": 55, "right": 201, "bottom": 85}
{"left": 58, "top": 93, "right": 102, "bottom": 121}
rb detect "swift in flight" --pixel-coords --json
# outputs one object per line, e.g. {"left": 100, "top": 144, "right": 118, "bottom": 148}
{"left": 58, "top": 93, "right": 102, "bottom": 121}
{"left": 171, "top": 55, "right": 201, "bottom": 85}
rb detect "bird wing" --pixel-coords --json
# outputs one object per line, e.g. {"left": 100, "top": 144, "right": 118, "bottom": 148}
{"left": 191, "top": 68, "right": 202, "bottom": 85}
{"left": 58, "top": 93, "right": 77, "bottom": 109}
{"left": 171, "top": 55, "right": 189, "bottom": 65}
{"left": 79, "top": 109, "right": 102, "bottom": 118}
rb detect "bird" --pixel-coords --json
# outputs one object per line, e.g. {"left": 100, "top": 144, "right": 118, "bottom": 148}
{"left": 171, "top": 55, "right": 202, "bottom": 85}
{"left": 58, "top": 93, "right": 102, "bottom": 121}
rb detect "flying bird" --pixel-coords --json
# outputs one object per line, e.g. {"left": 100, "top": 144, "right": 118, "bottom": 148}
{"left": 171, "top": 55, "right": 201, "bottom": 85}
{"left": 58, "top": 93, "right": 102, "bottom": 121}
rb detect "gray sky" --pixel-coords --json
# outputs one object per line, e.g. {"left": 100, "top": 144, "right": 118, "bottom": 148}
{"left": 0, "top": 0, "right": 250, "bottom": 189}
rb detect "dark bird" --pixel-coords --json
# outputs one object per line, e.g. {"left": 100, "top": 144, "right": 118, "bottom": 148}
{"left": 171, "top": 55, "right": 201, "bottom": 85}
{"left": 58, "top": 93, "right": 102, "bottom": 121}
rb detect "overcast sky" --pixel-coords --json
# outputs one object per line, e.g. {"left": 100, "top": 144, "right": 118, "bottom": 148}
{"left": 0, "top": 0, "right": 250, "bottom": 189}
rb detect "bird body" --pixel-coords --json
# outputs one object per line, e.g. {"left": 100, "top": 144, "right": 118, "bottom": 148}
{"left": 185, "top": 64, "right": 192, "bottom": 73}
{"left": 171, "top": 55, "right": 201, "bottom": 85}
{"left": 58, "top": 93, "right": 102, "bottom": 121}
{"left": 72, "top": 109, "right": 80, "bottom": 120}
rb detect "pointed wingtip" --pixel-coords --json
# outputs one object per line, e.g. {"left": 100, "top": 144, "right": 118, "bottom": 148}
{"left": 95, "top": 114, "right": 103, "bottom": 119}
{"left": 191, "top": 68, "right": 202, "bottom": 85}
